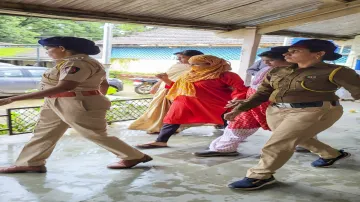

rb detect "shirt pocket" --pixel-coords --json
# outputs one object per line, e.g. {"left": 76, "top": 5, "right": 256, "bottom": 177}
{"left": 42, "top": 68, "right": 59, "bottom": 84}
{"left": 296, "top": 74, "right": 339, "bottom": 92}
{"left": 269, "top": 75, "right": 283, "bottom": 89}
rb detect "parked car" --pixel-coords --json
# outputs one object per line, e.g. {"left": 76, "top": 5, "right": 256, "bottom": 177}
{"left": 0, "top": 62, "right": 14, "bottom": 67}
{"left": 131, "top": 78, "right": 159, "bottom": 94}
{"left": 0, "top": 66, "right": 123, "bottom": 97}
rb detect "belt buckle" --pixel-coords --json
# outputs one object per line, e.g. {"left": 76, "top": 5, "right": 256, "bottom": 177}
{"left": 276, "top": 103, "right": 291, "bottom": 108}
{"left": 330, "top": 101, "right": 340, "bottom": 106}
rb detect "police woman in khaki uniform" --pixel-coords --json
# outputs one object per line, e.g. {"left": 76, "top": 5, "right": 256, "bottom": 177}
{"left": 0, "top": 37, "right": 152, "bottom": 173}
{"left": 224, "top": 39, "right": 360, "bottom": 190}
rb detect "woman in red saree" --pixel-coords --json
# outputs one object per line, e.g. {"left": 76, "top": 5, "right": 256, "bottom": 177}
{"left": 136, "top": 55, "right": 248, "bottom": 148}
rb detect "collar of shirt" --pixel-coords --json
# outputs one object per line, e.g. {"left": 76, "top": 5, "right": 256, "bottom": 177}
{"left": 54, "top": 54, "right": 89, "bottom": 64}
{"left": 289, "top": 62, "right": 331, "bottom": 70}
{"left": 63, "top": 54, "right": 88, "bottom": 60}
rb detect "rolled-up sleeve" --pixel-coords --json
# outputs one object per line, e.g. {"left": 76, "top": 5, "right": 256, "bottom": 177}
{"left": 332, "top": 67, "right": 360, "bottom": 100}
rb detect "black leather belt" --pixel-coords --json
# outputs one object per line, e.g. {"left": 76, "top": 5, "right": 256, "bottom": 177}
{"left": 273, "top": 101, "right": 340, "bottom": 108}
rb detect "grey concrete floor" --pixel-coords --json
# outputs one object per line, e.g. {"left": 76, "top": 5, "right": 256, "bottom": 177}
{"left": 0, "top": 102, "right": 360, "bottom": 202}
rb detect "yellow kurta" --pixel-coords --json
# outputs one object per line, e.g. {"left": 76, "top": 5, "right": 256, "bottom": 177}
{"left": 128, "top": 63, "right": 191, "bottom": 133}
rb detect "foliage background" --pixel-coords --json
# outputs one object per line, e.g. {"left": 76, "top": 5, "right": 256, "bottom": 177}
{"left": 0, "top": 15, "right": 149, "bottom": 44}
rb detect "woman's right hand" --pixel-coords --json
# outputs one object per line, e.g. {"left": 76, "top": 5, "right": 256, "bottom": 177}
{"left": 155, "top": 73, "right": 169, "bottom": 81}
{"left": 225, "top": 98, "right": 244, "bottom": 108}
{"left": 0, "top": 98, "right": 13, "bottom": 106}
{"left": 155, "top": 73, "right": 173, "bottom": 85}
{"left": 224, "top": 110, "right": 241, "bottom": 121}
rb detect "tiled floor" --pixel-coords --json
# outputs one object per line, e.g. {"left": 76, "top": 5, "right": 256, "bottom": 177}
{"left": 1, "top": 102, "right": 360, "bottom": 202}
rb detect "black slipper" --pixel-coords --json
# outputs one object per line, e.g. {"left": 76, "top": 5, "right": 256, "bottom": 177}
{"left": 136, "top": 143, "right": 169, "bottom": 149}
{"left": 193, "top": 150, "right": 239, "bottom": 157}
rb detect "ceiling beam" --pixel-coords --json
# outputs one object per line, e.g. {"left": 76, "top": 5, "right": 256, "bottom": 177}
{"left": 217, "top": 28, "right": 353, "bottom": 40}
{"left": 319, "top": 0, "right": 352, "bottom": 8}
{"left": 321, "top": 0, "right": 353, "bottom": 3}
{"left": 217, "top": 1, "right": 359, "bottom": 40}
{"left": 257, "top": 0, "right": 360, "bottom": 34}
{"left": 266, "top": 30, "right": 354, "bottom": 40}
{"left": 0, "top": 2, "right": 230, "bottom": 31}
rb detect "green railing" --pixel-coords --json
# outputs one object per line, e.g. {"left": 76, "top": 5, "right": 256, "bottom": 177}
{"left": 0, "top": 98, "right": 152, "bottom": 135}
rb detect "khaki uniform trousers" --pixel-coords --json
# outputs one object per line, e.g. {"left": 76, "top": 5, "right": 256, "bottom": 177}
{"left": 15, "top": 94, "right": 144, "bottom": 166}
{"left": 246, "top": 101, "right": 343, "bottom": 179}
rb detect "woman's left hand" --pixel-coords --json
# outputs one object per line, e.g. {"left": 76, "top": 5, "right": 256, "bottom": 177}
{"left": 224, "top": 110, "right": 240, "bottom": 121}
{"left": 225, "top": 98, "right": 244, "bottom": 108}
{"left": 0, "top": 98, "right": 13, "bottom": 106}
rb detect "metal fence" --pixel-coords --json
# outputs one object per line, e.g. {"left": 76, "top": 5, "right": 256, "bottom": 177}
{"left": 0, "top": 98, "right": 152, "bottom": 135}
{"left": 0, "top": 113, "right": 9, "bottom": 135}
{"left": 0, "top": 44, "right": 352, "bottom": 65}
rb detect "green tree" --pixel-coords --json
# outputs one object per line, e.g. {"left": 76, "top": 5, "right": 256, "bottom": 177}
{"left": 0, "top": 16, "right": 39, "bottom": 43}
{"left": 0, "top": 15, "right": 150, "bottom": 44}
{"left": 114, "top": 24, "right": 148, "bottom": 36}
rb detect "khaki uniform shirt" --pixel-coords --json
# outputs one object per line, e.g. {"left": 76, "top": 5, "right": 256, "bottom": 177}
{"left": 40, "top": 54, "right": 106, "bottom": 91}
{"left": 236, "top": 62, "right": 360, "bottom": 112}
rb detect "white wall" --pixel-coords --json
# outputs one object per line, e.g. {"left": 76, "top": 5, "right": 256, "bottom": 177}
{"left": 110, "top": 59, "right": 242, "bottom": 76}
{"left": 110, "top": 59, "right": 176, "bottom": 73}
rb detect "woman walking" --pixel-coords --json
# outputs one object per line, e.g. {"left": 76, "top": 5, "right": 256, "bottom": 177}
{"left": 194, "top": 47, "right": 291, "bottom": 157}
{"left": 128, "top": 50, "right": 203, "bottom": 134}
{"left": 225, "top": 39, "right": 358, "bottom": 190}
{"left": 0, "top": 37, "right": 152, "bottom": 173}
{"left": 136, "top": 55, "right": 248, "bottom": 149}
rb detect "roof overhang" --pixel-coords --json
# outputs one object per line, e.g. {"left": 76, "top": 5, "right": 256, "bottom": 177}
{"left": 0, "top": 0, "right": 359, "bottom": 40}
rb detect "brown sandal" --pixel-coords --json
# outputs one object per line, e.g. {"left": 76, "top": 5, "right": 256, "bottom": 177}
{"left": 107, "top": 154, "right": 153, "bottom": 169}
{"left": 0, "top": 165, "right": 47, "bottom": 173}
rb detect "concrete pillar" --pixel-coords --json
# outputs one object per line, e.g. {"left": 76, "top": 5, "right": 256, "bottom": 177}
{"left": 344, "top": 36, "right": 360, "bottom": 69}
{"left": 101, "top": 23, "right": 114, "bottom": 78}
{"left": 345, "top": 50, "right": 357, "bottom": 69}
{"left": 36, "top": 45, "right": 40, "bottom": 65}
{"left": 283, "top": 37, "right": 290, "bottom": 46}
{"left": 238, "top": 28, "right": 262, "bottom": 86}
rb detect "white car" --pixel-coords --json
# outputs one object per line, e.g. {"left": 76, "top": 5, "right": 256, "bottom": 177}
{"left": 0, "top": 66, "right": 123, "bottom": 97}
{"left": 0, "top": 62, "right": 14, "bottom": 67}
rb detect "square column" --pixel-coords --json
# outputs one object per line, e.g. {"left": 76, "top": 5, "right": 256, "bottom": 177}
{"left": 238, "top": 28, "right": 261, "bottom": 86}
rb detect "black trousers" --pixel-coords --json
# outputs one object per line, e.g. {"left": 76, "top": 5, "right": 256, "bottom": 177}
{"left": 156, "top": 113, "right": 227, "bottom": 143}
{"left": 156, "top": 124, "right": 181, "bottom": 143}
{"left": 221, "top": 112, "right": 228, "bottom": 127}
